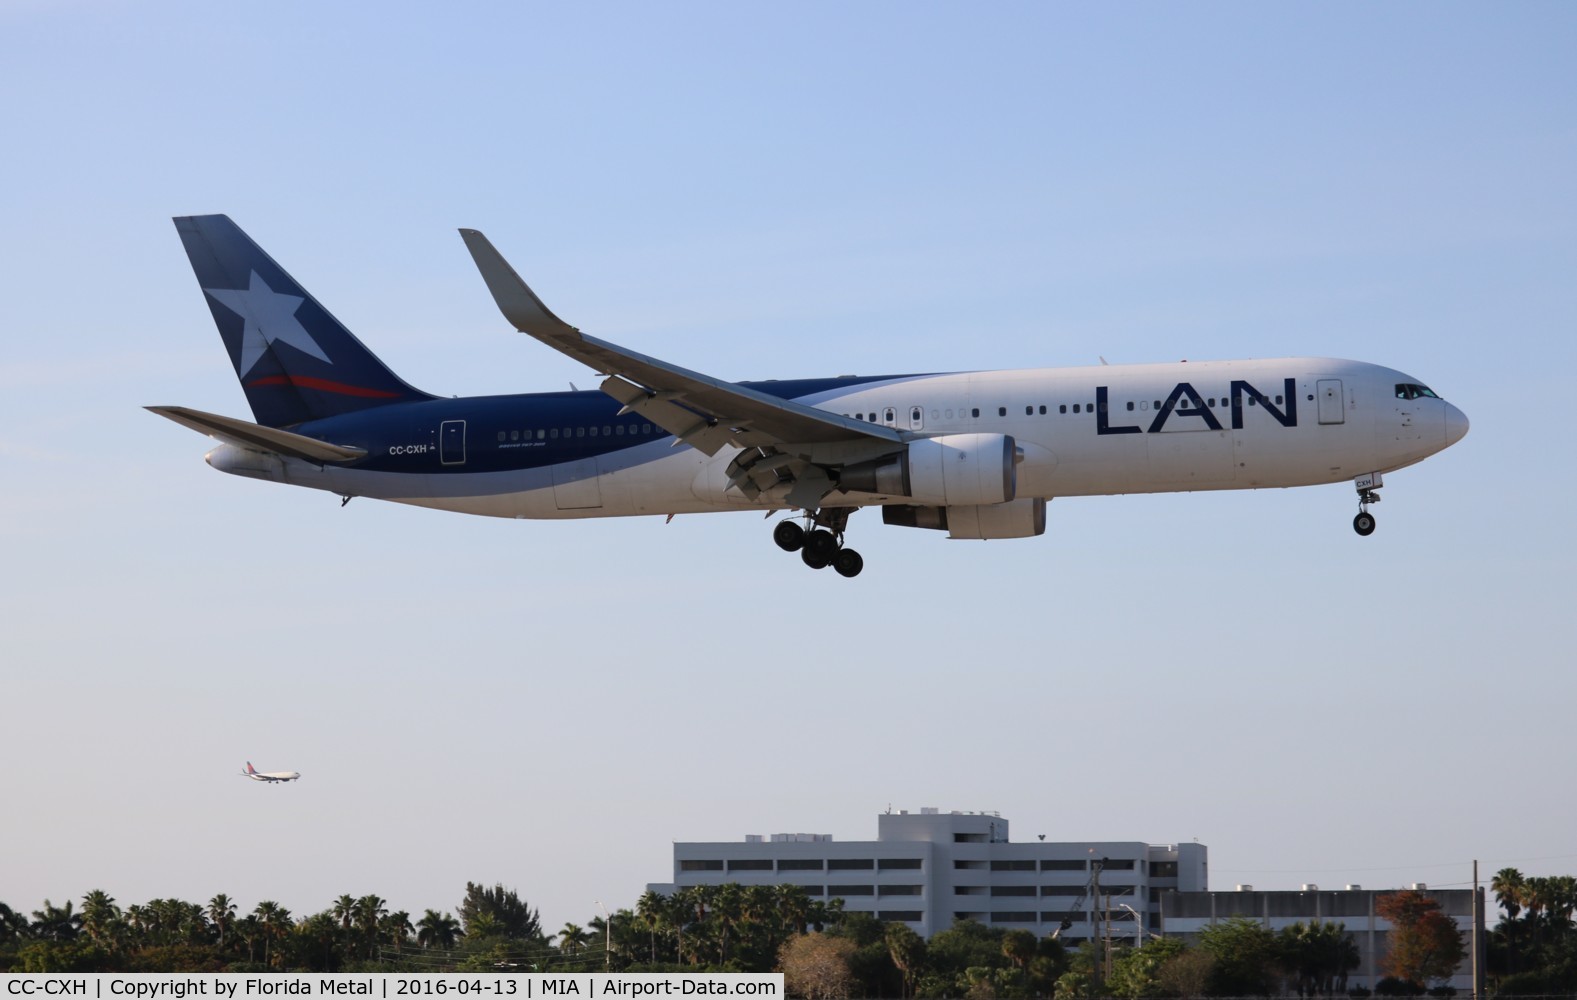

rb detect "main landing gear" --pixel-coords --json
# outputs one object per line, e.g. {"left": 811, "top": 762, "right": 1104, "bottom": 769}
{"left": 1353, "top": 473, "right": 1382, "bottom": 537}
{"left": 772, "top": 507, "right": 864, "bottom": 578}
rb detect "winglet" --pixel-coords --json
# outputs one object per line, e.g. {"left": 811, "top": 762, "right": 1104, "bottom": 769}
{"left": 458, "top": 229, "right": 580, "bottom": 340}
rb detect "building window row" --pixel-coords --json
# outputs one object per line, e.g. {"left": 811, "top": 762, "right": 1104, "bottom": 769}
{"left": 687, "top": 857, "right": 926, "bottom": 874}
{"left": 955, "top": 859, "right": 1137, "bottom": 872}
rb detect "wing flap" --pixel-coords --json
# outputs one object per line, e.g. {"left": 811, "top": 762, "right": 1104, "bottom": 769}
{"left": 147, "top": 406, "right": 366, "bottom": 463}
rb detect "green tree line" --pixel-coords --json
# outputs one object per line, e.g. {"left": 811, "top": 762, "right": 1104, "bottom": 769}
{"left": 0, "top": 882, "right": 1503, "bottom": 998}
{"left": 1488, "top": 867, "right": 1577, "bottom": 995}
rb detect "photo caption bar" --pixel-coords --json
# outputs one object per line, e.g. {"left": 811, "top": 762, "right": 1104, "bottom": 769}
{"left": 0, "top": 975, "right": 782, "bottom": 1000}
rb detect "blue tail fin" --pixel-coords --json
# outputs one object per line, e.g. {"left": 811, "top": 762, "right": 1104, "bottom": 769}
{"left": 174, "top": 215, "right": 434, "bottom": 428}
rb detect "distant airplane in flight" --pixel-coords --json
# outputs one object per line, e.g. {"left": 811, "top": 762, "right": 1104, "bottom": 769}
{"left": 153, "top": 215, "right": 1468, "bottom": 578}
{"left": 242, "top": 762, "right": 300, "bottom": 783}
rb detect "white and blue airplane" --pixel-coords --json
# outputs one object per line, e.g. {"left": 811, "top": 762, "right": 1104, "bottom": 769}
{"left": 152, "top": 215, "right": 1468, "bottom": 578}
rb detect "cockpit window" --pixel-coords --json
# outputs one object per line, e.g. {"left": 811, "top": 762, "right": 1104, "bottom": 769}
{"left": 1395, "top": 383, "right": 1441, "bottom": 401}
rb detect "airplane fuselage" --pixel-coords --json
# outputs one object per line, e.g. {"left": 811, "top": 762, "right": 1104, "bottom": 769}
{"left": 209, "top": 356, "right": 1465, "bottom": 521}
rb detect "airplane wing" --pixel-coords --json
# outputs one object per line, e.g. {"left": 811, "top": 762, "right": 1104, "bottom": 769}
{"left": 460, "top": 230, "right": 906, "bottom": 507}
{"left": 148, "top": 406, "right": 366, "bottom": 463}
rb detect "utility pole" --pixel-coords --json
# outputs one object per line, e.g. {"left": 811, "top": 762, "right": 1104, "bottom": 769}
{"left": 1091, "top": 857, "right": 1106, "bottom": 987}
{"left": 1472, "top": 861, "right": 1481, "bottom": 1000}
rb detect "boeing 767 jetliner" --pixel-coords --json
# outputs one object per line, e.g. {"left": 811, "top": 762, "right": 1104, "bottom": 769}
{"left": 152, "top": 216, "right": 1468, "bottom": 578}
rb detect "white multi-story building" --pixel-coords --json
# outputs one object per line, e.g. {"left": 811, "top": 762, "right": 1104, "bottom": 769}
{"left": 650, "top": 808, "right": 1207, "bottom": 940}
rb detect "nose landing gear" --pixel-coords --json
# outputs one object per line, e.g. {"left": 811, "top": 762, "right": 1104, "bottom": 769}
{"left": 1353, "top": 472, "right": 1382, "bottom": 536}
{"left": 772, "top": 507, "right": 864, "bottom": 577}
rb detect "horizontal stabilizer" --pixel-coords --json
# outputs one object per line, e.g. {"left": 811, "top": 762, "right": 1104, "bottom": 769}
{"left": 146, "top": 406, "right": 366, "bottom": 463}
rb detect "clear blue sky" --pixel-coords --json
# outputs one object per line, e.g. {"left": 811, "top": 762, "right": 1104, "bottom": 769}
{"left": 3, "top": 1, "right": 1574, "bottom": 933}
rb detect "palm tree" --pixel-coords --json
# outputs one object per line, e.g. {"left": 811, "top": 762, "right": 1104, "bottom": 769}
{"left": 888, "top": 922, "right": 927, "bottom": 999}
{"left": 355, "top": 895, "right": 388, "bottom": 959}
{"left": 30, "top": 899, "right": 81, "bottom": 942}
{"left": 333, "top": 894, "right": 358, "bottom": 931}
{"left": 1492, "top": 868, "right": 1526, "bottom": 921}
{"left": 382, "top": 910, "right": 414, "bottom": 955}
{"left": 1280, "top": 920, "right": 1360, "bottom": 995}
{"left": 253, "top": 901, "right": 291, "bottom": 967}
{"left": 79, "top": 890, "right": 121, "bottom": 950}
{"left": 417, "top": 909, "right": 462, "bottom": 950}
{"left": 209, "top": 894, "right": 238, "bottom": 952}
{"left": 636, "top": 890, "right": 667, "bottom": 963}
{"left": 559, "top": 922, "right": 590, "bottom": 955}
{"left": 715, "top": 883, "right": 745, "bottom": 963}
{"left": 0, "top": 903, "right": 29, "bottom": 943}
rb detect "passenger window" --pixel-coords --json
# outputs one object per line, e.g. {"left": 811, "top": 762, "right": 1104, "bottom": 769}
{"left": 603, "top": 426, "right": 612, "bottom": 435}
{"left": 643, "top": 423, "right": 652, "bottom": 434}
{"left": 998, "top": 407, "right": 1007, "bottom": 417}
{"left": 1274, "top": 395, "right": 1282, "bottom": 405}
{"left": 1059, "top": 404, "right": 1067, "bottom": 414}
{"left": 590, "top": 426, "right": 598, "bottom": 437}
{"left": 1039, "top": 405, "right": 1047, "bottom": 415}
{"left": 1126, "top": 401, "right": 1134, "bottom": 411}
{"left": 971, "top": 408, "right": 980, "bottom": 418}
{"left": 930, "top": 409, "right": 939, "bottom": 419}
{"left": 945, "top": 409, "right": 953, "bottom": 419}
{"left": 1025, "top": 406, "right": 1032, "bottom": 416}
{"left": 576, "top": 427, "right": 585, "bottom": 438}
{"left": 536, "top": 430, "right": 545, "bottom": 440}
{"left": 496, "top": 431, "right": 505, "bottom": 442}
{"left": 1141, "top": 401, "right": 1149, "bottom": 410}
{"left": 1073, "top": 404, "right": 1081, "bottom": 413}
{"left": 550, "top": 428, "right": 559, "bottom": 439}
{"left": 1153, "top": 400, "right": 1162, "bottom": 409}
{"left": 616, "top": 425, "right": 625, "bottom": 436}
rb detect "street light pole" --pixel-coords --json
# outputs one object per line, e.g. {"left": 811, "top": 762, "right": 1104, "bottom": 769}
{"left": 1117, "top": 903, "right": 1153, "bottom": 943}
{"left": 595, "top": 901, "right": 611, "bottom": 971}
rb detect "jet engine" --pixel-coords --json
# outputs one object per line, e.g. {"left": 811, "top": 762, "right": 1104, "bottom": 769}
{"left": 839, "top": 433, "right": 1016, "bottom": 506}
{"left": 883, "top": 497, "right": 1048, "bottom": 539}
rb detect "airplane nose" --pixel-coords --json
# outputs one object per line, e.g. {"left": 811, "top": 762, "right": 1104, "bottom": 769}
{"left": 1444, "top": 403, "right": 1470, "bottom": 446}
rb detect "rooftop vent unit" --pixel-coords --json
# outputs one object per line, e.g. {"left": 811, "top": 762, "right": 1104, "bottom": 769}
{"left": 745, "top": 835, "right": 763, "bottom": 843}
{"left": 1346, "top": 885, "right": 1362, "bottom": 891}
{"left": 1236, "top": 884, "right": 1254, "bottom": 892}
{"left": 1412, "top": 883, "right": 1427, "bottom": 891}
{"left": 921, "top": 807, "right": 939, "bottom": 815}
{"left": 1302, "top": 884, "right": 1319, "bottom": 892}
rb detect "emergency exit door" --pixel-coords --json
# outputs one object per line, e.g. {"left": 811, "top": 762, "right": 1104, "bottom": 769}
{"left": 1316, "top": 380, "right": 1345, "bottom": 425}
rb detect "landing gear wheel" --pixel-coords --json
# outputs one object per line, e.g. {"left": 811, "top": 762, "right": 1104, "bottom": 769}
{"left": 801, "top": 546, "right": 832, "bottom": 570}
{"left": 1353, "top": 512, "right": 1376, "bottom": 536}
{"left": 773, "top": 521, "right": 805, "bottom": 552}
{"left": 832, "top": 548, "right": 864, "bottom": 578}
{"left": 805, "top": 529, "right": 838, "bottom": 561}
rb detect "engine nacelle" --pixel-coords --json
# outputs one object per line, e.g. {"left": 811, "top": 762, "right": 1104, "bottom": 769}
{"left": 840, "top": 433, "right": 1016, "bottom": 506}
{"left": 883, "top": 498, "right": 1047, "bottom": 539}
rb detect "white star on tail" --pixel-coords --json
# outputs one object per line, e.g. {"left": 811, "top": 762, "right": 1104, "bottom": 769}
{"left": 204, "top": 270, "right": 331, "bottom": 377}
